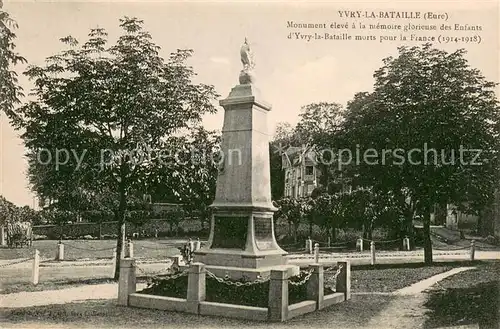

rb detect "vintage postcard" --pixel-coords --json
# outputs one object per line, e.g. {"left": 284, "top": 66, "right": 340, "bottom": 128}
{"left": 0, "top": 0, "right": 499, "bottom": 328}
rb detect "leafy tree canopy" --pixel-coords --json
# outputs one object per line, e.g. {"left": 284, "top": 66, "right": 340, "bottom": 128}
{"left": 13, "top": 17, "right": 219, "bottom": 278}
{"left": 0, "top": 9, "right": 26, "bottom": 119}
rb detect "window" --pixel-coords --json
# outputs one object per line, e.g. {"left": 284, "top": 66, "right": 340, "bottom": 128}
{"left": 305, "top": 166, "right": 314, "bottom": 175}
{"left": 307, "top": 185, "right": 315, "bottom": 195}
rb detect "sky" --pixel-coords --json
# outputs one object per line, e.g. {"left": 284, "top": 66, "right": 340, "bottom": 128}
{"left": 1, "top": 0, "right": 498, "bottom": 206}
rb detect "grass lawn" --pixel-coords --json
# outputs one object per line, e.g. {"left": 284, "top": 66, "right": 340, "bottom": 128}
{"left": 0, "top": 277, "right": 152, "bottom": 295}
{"left": 350, "top": 262, "right": 461, "bottom": 293}
{"left": 0, "top": 239, "right": 182, "bottom": 261}
{"left": 2, "top": 261, "right": 492, "bottom": 328}
{"left": 423, "top": 260, "right": 500, "bottom": 329}
{"left": 1, "top": 261, "right": 475, "bottom": 295}
{"left": 1, "top": 295, "right": 394, "bottom": 329}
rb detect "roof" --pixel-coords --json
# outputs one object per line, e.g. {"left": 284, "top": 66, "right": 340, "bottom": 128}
{"left": 282, "top": 145, "right": 317, "bottom": 168}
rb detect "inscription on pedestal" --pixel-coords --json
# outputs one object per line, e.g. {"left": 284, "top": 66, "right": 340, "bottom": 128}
{"left": 254, "top": 217, "right": 273, "bottom": 250}
{"left": 211, "top": 216, "right": 247, "bottom": 249}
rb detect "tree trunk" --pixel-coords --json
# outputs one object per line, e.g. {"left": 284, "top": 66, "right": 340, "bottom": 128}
{"left": 330, "top": 226, "right": 337, "bottom": 242}
{"left": 408, "top": 219, "right": 415, "bottom": 250}
{"left": 98, "top": 222, "right": 102, "bottom": 240}
{"left": 308, "top": 222, "right": 313, "bottom": 237}
{"left": 114, "top": 186, "right": 127, "bottom": 281}
{"left": 367, "top": 221, "right": 373, "bottom": 240}
{"left": 293, "top": 222, "right": 299, "bottom": 243}
{"left": 476, "top": 211, "right": 482, "bottom": 235}
{"left": 423, "top": 208, "right": 433, "bottom": 265}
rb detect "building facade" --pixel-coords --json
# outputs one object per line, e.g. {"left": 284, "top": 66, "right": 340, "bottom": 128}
{"left": 281, "top": 146, "right": 319, "bottom": 198}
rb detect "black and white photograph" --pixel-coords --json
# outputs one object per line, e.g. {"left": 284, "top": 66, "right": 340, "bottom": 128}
{"left": 0, "top": 0, "right": 499, "bottom": 328}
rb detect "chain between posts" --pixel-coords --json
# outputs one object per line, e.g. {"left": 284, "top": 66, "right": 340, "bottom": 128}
{"left": 324, "top": 264, "right": 344, "bottom": 291}
{"left": 432, "top": 245, "right": 470, "bottom": 251}
{"left": 205, "top": 270, "right": 270, "bottom": 286}
{"left": 325, "top": 263, "right": 343, "bottom": 275}
{"left": 0, "top": 257, "right": 32, "bottom": 268}
{"left": 288, "top": 268, "right": 314, "bottom": 286}
{"left": 63, "top": 242, "right": 115, "bottom": 252}
{"left": 135, "top": 263, "right": 189, "bottom": 285}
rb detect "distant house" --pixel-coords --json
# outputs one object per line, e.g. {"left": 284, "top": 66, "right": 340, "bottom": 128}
{"left": 281, "top": 145, "right": 354, "bottom": 198}
{"left": 151, "top": 203, "right": 183, "bottom": 214}
{"left": 444, "top": 204, "right": 478, "bottom": 230}
{"left": 281, "top": 146, "right": 319, "bottom": 198}
{"left": 142, "top": 194, "right": 183, "bottom": 215}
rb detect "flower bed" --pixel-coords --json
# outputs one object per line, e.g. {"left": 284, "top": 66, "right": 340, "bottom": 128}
{"left": 206, "top": 278, "right": 269, "bottom": 307}
{"left": 138, "top": 274, "right": 271, "bottom": 307}
{"left": 288, "top": 271, "right": 312, "bottom": 305}
{"left": 137, "top": 270, "right": 319, "bottom": 308}
{"left": 138, "top": 275, "right": 188, "bottom": 299}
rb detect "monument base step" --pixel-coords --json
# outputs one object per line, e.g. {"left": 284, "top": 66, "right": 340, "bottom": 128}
{"left": 204, "top": 264, "right": 300, "bottom": 281}
{"left": 194, "top": 248, "right": 288, "bottom": 268}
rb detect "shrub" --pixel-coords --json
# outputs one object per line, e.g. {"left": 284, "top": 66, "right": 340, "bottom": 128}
{"left": 485, "top": 235, "right": 499, "bottom": 245}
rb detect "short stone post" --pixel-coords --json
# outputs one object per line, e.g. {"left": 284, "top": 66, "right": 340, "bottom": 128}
{"left": 336, "top": 261, "right": 351, "bottom": 300}
{"left": 56, "top": 242, "right": 64, "bottom": 261}
{"left": 194, "top": 238, "right": 201, "bottom": 251}
{"left": 126, "top": 240, "right": 134, "bottom": 258}
{"left": 188, "top": 238, "right": 194, "bottom": 253}
{"left": 327, "top": 236, "right": 331, "bottom": 248}
{"left": 305, "top": 237, "right": 313, "bottom": 254}
{"left": 403, "top": 236, "right": 410, "bottom": 251}
{"left": 314, "top": 243, "right": 320, "bottom": 263}
{"left": 470, "top": 240, "right": 475, "bottom": 261}
{"left": 186, "top": 262, "right": 206, "bottom": 314}
{"left": 370, "top": 241, "right": 376, "bottom": 265}
{"left": 306, "top": 264, "right": 324, "bottom": 310}
{"left": 268, "top": 268, "right": 289, "bottom": 322}
{"left": 111, "top": 247, "right": 117, "bottom": 277}
{"left": 356, "top": 238, "right": 363, "bottom": 252}
{"left": 121, "top": 229, "right": 126, "bottom": 256}
{"left": 172, "top": 255, "right": 185, "bottom": 267}
{"left": 32, "top": 249, "right": 40, "bottom": 285}
{"left": 118, "top": 258, "right": 136, "bottom": 306}
{"left": 0, "top": 226, "right": 5, "bottom": 246}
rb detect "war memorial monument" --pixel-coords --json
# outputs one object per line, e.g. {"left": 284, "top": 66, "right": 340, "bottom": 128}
{"left": 118, "top": 39, "right": 351, "bottom": 322}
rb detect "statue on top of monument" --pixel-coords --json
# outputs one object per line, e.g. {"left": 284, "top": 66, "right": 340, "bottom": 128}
{"left": 239, "top": 38, "right": 256, "bottom": 84}
{"left": 240, "top": 37, "right": 255, "bottom": 70}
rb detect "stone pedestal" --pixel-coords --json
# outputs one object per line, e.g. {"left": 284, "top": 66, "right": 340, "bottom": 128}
{"left": 268, "top": 268, "right": 289, "bottom": 322}
{"left": 118, "top": 259, "right": 136, "bottom": 306}
{"left": 194, "top": 83, "right": 289, "bottom": 278}
{"left": 0, "top": 226, "right": 5, "bottom": 246}
{"left": 307, "top": 264, "right": 324, "bottom": 310}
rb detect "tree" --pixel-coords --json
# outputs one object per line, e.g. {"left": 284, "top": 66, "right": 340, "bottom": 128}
{"left": 340, "top": 44, "right": 500, "bottom": 264}
{"left": 275, "top": 197, "right": 305, "bottom": 243}
{"left": 270, "top": 122, "right": 304, "bottom": 200}
{"left": 295, "top": 102, "right": 345, "bottom": 144}
{"left": 0, "top": 195, "right": 19, "bottom": 225}
{"left": 344, "top": 188, "right": 398, "bottom": 241}
{"left": 0, "top": 8, "right": 26, "bottom": 118}
{"left": 13, "top": 17, "right": 218, "bottom": 279}
{"left": 17, "top": 205, "right": 37, "bottom": 223}
{"left": 146, "top": 127, "right": 220, "bottom": 230}
{"left": 312, "top": 192, "right": 351, "bottom": 242}
{"left": 295, "top": 102, "right": 345, "bottom": 188}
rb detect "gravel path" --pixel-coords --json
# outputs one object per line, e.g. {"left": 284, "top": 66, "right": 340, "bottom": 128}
{"left": 393, "top": 267, "right": 476, "bottom": 295}
{"left": 363, "top": 267, "right": 478, "bottom": 329}
{"left": 0, "top": 283, "right": 147, "bottom": 308}
{"left": 0, "top": 266, "right": 481, "bottom": 329}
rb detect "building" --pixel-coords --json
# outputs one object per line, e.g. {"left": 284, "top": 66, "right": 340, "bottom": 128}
{"left": 444, "top": 204, "right": 478, "bottom": 231}
{"left": 281, "top": 146, "right": 320, "bottom": 198}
